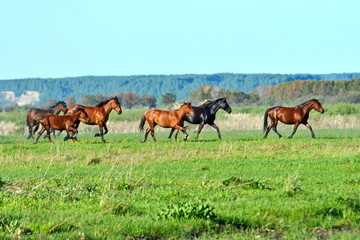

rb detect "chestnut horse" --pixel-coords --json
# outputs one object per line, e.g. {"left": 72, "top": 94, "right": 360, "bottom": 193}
{"left": 26, "top": 101, "right": 67, "bottom": 139}
{"left": 63, "top": 97, "right": 122, "bottom": 142}
{"left": 263, "top": 99, "right": 325, "bottom": 139}
{"left": 139, "top": 102, "right": 195, "bottom": 142}
{"left": 34, "top": 107, "right": 89, "bottom": 144}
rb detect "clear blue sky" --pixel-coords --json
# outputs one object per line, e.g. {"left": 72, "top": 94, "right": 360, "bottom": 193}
{"left": 1, "top": 0, "right": 359, "bottom": 79}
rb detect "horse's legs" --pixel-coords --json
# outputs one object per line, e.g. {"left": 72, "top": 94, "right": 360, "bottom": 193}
{"left": 272, "top": 120, "right": 282, "bottom": 138}
{"left": 67, "top": 127, "right": 78, "bottom": 142}
{"left": 141, "top": 128, "right": 151, "bottom": 143}
{"left": 52, "top": 129, "right": 57, "bottom": 138}
{"left": 150, "top": 129, "right": 157, "bottom": 142}
{"left": 173, "top": 125, "right": 188, "bottom": 142}
{"left": 27, "top": 124, "right": 33, "bottom": 140}
{"left": 288, "top": 123, "right": 300, "bottom": 139}
{"left": 174, "top": 129, "right": 180, "bottom": 141}
{"left": 263, "top": 126, "right": 271, "bottom": 139}
{"left": 209, "top": 123, "right": 222, "bottom": 139}
{"left": 99, "top": 122, "right": 106, "bottom": 142}
{"left": 170, "top": 120, "right": 184, "bottom": 139}
{"left": 94, "top": 122, "right": 106, "bottom": 142}
{"left": 181, "top": 128, "right": 189, "bottom": 141}
{"left": 44, "top": 128, "right": 55, "bottom": 139}
{"left": 195, "top": 123, "right": 205, "bottom": 139}
{"left": 103, "top": 123, "right": 108, "bottom": 135}
{"left": 34, "top": 127, "right": 46, "bottom": 144}
{"left": 33, "top": 124, "right": 39, "bottom": 134}
{"left": 168, "top": 128, "right": 175, "bottom": 139}
{"left": 304, "top": 122, "right": 316, "bottom": 138}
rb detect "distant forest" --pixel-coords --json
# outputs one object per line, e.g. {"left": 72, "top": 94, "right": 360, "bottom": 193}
{"left": 1, "top": 73, "right": 360, "bottom": 105}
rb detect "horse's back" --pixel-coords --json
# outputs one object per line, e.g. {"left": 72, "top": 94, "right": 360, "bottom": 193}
{"left": 67, "top": 105, "right": 87, "bottom": 113}
{"left": 183, "top": 106, "right": 205, "bottom": 124}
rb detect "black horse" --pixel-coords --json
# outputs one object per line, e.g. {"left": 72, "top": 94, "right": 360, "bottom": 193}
{"left": 168, "top": 98, "right": 232, "bottom": 139}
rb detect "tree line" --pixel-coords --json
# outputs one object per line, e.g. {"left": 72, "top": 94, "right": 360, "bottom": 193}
{"left": 0, "top": 78, "right": 359, "bottom": 112}
{"left": 1, "top": 73, "right": 360, "bottom": 105}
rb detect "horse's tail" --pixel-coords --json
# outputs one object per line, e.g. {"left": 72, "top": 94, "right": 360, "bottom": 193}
{"left": 139, "top": 111, "right": 147, "bottom": 132}
{"left": 26, "top": 115, "right": 30, "bottom": 127}
{"left": 263, "top": 109, "right": 269, "bottom": 132}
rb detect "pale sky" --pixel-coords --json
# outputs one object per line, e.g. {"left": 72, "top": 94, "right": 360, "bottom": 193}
{"left": 1, "top": 0, "right": 359, "bottom": 79}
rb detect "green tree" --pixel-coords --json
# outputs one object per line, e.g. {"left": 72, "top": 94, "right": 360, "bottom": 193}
{"left": 66, "top": 96, "right": 76, "bottom": 107}
{"left": 141, "top": 94, "right": 157, "bottom": 109}
{"left": 161, "top": 93, "right": 176, "bottom": 106}
{"left": 80, "top": 95, "right": 97, "bottom": 106}
{"left": 122, "top": 92, "right": 140, "bottom": 109}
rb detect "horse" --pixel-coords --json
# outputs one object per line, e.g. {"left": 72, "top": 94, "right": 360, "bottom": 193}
{"left": 168, "top": 98, "right": 232, "bottom": 139}
{"left": 263, "top": 99, "right": 325, "bottom": 139}
{"left": 34, "top": 107, "right": 90, "bottom": 144}
{"left": 139, "top": 102, "right": 195, "bottom": 142}
{"left": 26, "top": 101, "right": 67, "bottom": 139}
{"left": 63, "top": 96, "right": 122, "bottom": 142}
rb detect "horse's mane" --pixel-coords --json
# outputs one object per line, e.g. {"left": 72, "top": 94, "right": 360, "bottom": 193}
{"left": 95, "top": 97, "right": 118, "bottom": 107}
{"left": 169, "top": 101, "right": 185, "bottom": 111}
{"left": 49, "top": 101, "right": 66, "bottom": 109}
{"left": 202, "top": 98, "right": 225, "bottom": 108}
{"left": 199, "top": 99, "right": 213, "bottom": 106}
{"left": 297, "top": 99, "right": 319, "bottom": 107}
{"left": 72, "top": 107, "right": 85, "bottom": 114}
{"left": 96, "top": 99, "right": 111, "bottom": 107}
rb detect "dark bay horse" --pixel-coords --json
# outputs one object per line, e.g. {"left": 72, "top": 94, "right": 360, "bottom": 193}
{"left": 139, "top": 102, "right": 195, "bottom": 142}
{"left": 63, "top": 97, "right": 122, "bottom": 142}
{"left": 263, "top": 99, "right": 325, "bottom": 139}
{"left": 26, "top": 101, "right": 67, "bottom": 139}
{"left": 34, "top": 107, "right": 89, "bottom": 144}
{"left": 168, "top": 98, "right": 232, "bottom": 139}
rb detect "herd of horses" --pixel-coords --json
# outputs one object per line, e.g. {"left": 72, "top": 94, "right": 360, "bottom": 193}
{"left": 26, "top": 97, "right": 325, "bottom": 143}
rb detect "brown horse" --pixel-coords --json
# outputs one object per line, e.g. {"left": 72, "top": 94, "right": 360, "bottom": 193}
{"left": 139, "top": 102, "right": 195, "bottom": 142}
{"left": 34, "top": 107, "right": 90, "bottom": 144}
{"left": 63, "top": 97, "right": 122, "bottom": 142}
{"left": 26, "top": 101, "right": 67, "bottom": 139}
{"left": 263, "top": 99, "right": 325, "bottom": 139}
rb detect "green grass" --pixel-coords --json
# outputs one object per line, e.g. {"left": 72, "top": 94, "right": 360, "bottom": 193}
{"left": 0, "top": 129, "right": 360, "bottom": 239}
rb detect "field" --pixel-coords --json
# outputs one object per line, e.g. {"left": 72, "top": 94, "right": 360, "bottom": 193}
{"left": 1, "top": 128, "right": 359, "bottom": 239}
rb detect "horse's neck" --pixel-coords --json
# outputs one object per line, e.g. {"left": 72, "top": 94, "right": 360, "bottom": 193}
{"left": 209, "top": 102, "right": 221, "bottom": 115}
{"left": 52, "top": 107, "right": 62, "bottom": 115}
{"left": 73, "top": 111, "right": 82, "bottom": 120}
{"left": 102, "top": 104, "right": 113, "bottom": 114}
{"left": 176, "top": 108, "right": 188, "bottom": 118}
{"left": 301, "top": 102, "right": 313, "bottom": 115}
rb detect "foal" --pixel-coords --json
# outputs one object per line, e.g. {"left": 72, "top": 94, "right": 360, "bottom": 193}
{"left": 34, "top": 107, "right": 89, "bottom": 144}
{"left": 139, "top": 102, "right": 195, "bottom": 142}
{"left": 26, "top": 101, "right": 67, "bottom": 139}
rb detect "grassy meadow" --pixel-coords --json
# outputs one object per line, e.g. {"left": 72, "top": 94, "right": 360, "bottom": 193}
{"left": 0, "top": 128, "right": 359, "bottom": 239}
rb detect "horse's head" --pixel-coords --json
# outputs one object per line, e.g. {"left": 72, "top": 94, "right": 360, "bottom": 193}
{"left": 219, "top": 98, "right": 232, "bottom": 114}
{"left": 51, "top": 101, "right": 67, "bottom": 113}
{"left": 312, "top": 99, "right": 325, "bottom": 114}
{"left": 110, "top": 97, "right": 122, "bottom": 114}
{"left": 182, "top": 102, "right": 195, "bottom": 116}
